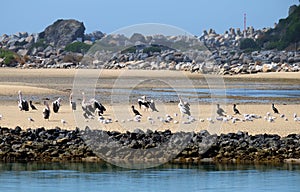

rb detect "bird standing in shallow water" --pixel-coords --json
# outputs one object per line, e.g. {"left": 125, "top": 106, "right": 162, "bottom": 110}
{"left": 132, "top": 105, "right": 142, "bottom": 116}
{"left": 272, "top": 103, "right": 279, "bottom": 114}
{"left": 233, "top": 104, "right": 240, "bottom": 115}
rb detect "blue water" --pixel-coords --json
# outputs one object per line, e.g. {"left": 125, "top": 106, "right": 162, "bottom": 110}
{"left": 101, "top": 87, "right": 300, "bottom": 103}
{"left": 1, "top": 162, "right": 300, "bottom": 192}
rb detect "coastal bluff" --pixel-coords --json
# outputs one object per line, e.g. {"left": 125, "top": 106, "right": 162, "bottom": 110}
{"left": 1, "top": 126, "right": 300, "bottom": 164}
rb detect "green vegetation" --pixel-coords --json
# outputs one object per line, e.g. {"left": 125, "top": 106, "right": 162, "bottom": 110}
{"left": 0, "top": 48, "right": 16, "bottom": 65}
{"left": 142, "top": 46, "right": 161, "bottom": 54}
{"left": 64, "top": 42, "right": 92, "bottom": 53}
{"left": 257, "top": 5, "right": 300, "bottom": 50}
{"left": 240, "top": 38, "right": 259, "bottom": 51}
{"left": 121, "top": 46, "right": 137, "bottom": 54}
{"left": 29, "top": 38, "right": 48, "bottom": 51}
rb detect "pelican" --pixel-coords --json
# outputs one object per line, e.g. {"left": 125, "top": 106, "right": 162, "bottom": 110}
{"left": 18, "top": 90, "right": 29, "bottom": 111}
{"left": 43, "top": 101, "right": 50, "bottom": 120}
{"left": 92, "top": 98, "right": 106, "bottom": 116}
{"left": 69, "top": 92, "right": 76, "bottom": 111}
{"left": 52, "top": 98, "right": 62, "bottom": 113}
{"left": 178, "top": 97, "right": 191, "bottom": 117}
{"left": 138, "top": 95, "right": 150, "bottom": 111}
{"left": 81, "top": 92, "right": 94, "bottom": 119}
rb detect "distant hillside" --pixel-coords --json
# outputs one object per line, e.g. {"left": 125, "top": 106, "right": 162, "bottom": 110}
{"left": 258, "top": 4, "right": 300, "bottom": 50}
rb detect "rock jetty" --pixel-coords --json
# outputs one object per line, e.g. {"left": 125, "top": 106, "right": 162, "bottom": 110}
{"left": 1, "top": 126, "right": 300, "bottom": 164}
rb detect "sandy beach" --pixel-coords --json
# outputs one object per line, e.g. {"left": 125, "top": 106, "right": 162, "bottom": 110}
{"left": 0, "top": 68, "right": 299, "bottom": 136}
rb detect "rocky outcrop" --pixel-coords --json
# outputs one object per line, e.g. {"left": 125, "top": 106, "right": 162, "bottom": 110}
{"left": 1, "top": 127, "right": 300, "bottom": 164}
{"left": 39, "top": 19, "right": 85, "bottom": 47}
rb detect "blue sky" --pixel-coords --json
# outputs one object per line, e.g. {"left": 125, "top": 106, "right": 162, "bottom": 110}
{"left": 1, "top": 0, "right": 298, "bottom": 36}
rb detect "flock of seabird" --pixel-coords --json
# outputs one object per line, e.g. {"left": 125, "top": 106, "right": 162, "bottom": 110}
{"left": 0, "top": 91, "right": 299, "bottom": 126}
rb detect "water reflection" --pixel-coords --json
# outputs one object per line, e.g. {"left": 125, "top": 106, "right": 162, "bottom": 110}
{"left": 1, "top": 162, "right": 300, "bottom": 173}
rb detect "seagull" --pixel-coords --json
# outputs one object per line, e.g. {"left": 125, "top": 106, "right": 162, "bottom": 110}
{"left": 294, "top": 113, "right": 297, "bottom": 118}
{"left": 217, "top": 104, "right": 226, "bottom": 116}
{"left": 178, "top": 97, "right": 191, "bottom": 117}
{"left": 207, "top": 117, "right": 214, "bottom": 123}
{"left": 233, "top": 104, "right": 241, "bottom": 115}
{"left": 61, "top": 119, "right": 67, "bottom": 125}
{"left": 272, "top": 103, "right": 279, "bottom": 114}
{"left": 29, "top": 100, "right": 37, "bottom": 110}
{"left": 18, "top": 90, "right": 29, "bottom": 111}
{"left": 42, "top": 100, "right": 50, "bottom": 120}
{"left": 0, "top": 114, "right": 2, "bottom": 120}
{"left": 28, "top": 117, "right": 34, "bottom": 122}
{"left": 132, "top": 105, "right": 142, "bottom": 116}
{"left": 52, "top": 98, "right": 62, "bottom": 113}
{"left": 69, "top": 92, "right": 76, "bottom": 111}
{"left": 149, "top": 99, "right": 159, "bottom": 112}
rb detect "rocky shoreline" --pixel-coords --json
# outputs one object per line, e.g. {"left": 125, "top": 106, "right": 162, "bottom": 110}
{"left": 1, "top": 19, "right": 300, "bottom": 75}
{"left": 1, "top": 126, "right": 300, "bottom": 164}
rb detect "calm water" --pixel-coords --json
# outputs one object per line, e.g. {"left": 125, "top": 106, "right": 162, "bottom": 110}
{"left": 1, "top": 162, "right": 300, "bottom": 192}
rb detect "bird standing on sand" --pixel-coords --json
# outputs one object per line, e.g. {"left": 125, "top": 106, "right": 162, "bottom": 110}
{"left": 92, "top": 98, "right": 106, "bottom": 116}
{"left": 29, "top": 100, "right": 37, "bottom": 110}
{"left": 69, "top": 92, "right": 76, "bottom": 111}
{"left": 18, "top": 90, "right": 29, "bottom": 111}
{"left": 233, "top": 104, "right": 240, "bottom": 115}
{"left": 217, "top": 104, "right": 226, "bottom": 116}
{"left": 138, "top": 95, "right": 150, "bottom": 111}
{"left": 132, "top": 105, "right": 142, "bottom": 116}
{"left": 149, "top": 99, "right": 159, "bottom": 112}
{"left": 272, "top": 103, "right": 279, "bottom": 114}
{"left": 81, "top": 92, "right": 94, "bottom": 119}
{"left": 52, "top": 98, "right": 62, "bottom": 113}
{"left": 28, "top": 117, "right": 34, "bottom": 122}
{"left": 43, "top": 101, "right": 50, "bottom": 120}
{"left": 178, "top": 97, "right": 191, "bottom": 117}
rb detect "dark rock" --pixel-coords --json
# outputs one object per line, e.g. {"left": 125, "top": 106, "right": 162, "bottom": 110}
{"left": 39, "top": 19, "right": 85, "bottom": 47}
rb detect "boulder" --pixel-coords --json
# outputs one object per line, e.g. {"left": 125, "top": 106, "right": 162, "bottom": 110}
{"left": 39, "top": 19, "right": 85, "bottom": 47}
